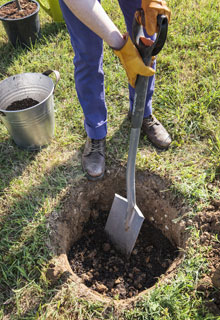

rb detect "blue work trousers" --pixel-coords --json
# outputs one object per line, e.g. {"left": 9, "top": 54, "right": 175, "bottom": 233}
{"left": 59, "top": 0, "right": 156, "bottom": 139}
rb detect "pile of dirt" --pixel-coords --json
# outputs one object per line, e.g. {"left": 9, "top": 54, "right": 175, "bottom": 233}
{"left": 6, "top": 98, "right": 39, "bottom": 111}
{"left": 193, "top": 202, "right": 220, "bottom": 315}
{"left": 0, "top": 0, "right": 37, "bottom": 19}
{"left": 68, "top": 210, "right": 178, "bottom": 299}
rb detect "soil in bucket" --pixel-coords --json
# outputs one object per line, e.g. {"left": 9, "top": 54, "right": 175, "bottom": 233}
{"left": 6, "top": 98, "right": 39, "bottom": 111}
{"left": 0, "top": 0, "right": 37, "bottom": 19}
{"left": 68, "top": 209, "right": 178, "bottom": 299}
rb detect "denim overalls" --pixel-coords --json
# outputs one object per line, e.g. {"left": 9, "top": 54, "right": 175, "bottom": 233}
{"left": 59, "top": 0, "right": 156, "bottom": 139}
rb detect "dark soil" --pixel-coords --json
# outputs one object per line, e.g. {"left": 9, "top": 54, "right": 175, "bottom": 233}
{"left": 68, "top": 210, "right": 178, "bottom": 299}
{"left": 6, "top": 98, "right": 39, "bottom": 111}
{"left": 0, "top": 0, "right": 37, "bottom": 19}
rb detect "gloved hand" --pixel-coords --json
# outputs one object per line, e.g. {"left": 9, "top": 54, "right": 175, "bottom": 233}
{"left": 141, "top": 0, "right": 171, "bottom": 36}
{"left": 113, "top": 34, "right": 155, "bottom": 88}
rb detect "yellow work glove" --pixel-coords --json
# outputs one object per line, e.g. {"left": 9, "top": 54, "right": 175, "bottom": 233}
{"left": 141, "top": 0, "right": 171, "bottom": 36}
{"left": 113, "top": 34, "right": 155, "bottom": 88}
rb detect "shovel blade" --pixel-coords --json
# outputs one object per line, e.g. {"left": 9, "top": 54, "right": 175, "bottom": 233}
{"left": 105, "top": 194, "right": 145, "bottom": 257}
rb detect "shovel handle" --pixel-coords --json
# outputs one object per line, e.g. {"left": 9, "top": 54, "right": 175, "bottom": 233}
{"left": 132, "top": 9, "right": 168, "bottom": 63}
{"left": 131, "top": 11, "right": 168, "bottom": 129}
{"left": 125, "top": 12, "right": 168, "bottom": 229}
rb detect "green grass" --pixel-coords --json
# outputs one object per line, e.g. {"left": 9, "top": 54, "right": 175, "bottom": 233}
{"left": 0, "top": 0, "right": 220, "bottom": 319}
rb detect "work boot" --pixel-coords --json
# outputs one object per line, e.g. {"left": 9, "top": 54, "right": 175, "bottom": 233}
{"left": 82, "top": 137, "right": 106, "bottom": 181}
{"left": 141, "top": 115, "right": 172, "bottom": 149}
{"left": 128, "top": 111, "right": 171, "bottom": 149}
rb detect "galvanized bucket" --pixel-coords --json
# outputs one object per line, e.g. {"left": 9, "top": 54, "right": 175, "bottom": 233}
{"left": 0, "top": 70, "right": 60, "bottom": 150}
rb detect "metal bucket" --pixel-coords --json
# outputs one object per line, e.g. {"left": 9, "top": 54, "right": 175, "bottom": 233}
{"left": 0, "top": 70, "right": 60, "bottom": 150}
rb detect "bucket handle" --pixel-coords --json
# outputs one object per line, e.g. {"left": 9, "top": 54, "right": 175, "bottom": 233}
{"left": 42, "top": 70, "right": 60, "bottom": 91}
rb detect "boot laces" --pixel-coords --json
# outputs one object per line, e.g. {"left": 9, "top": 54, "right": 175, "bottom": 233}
{"left": 144, "top": 115, "right": 159, "bottom": 127}
{"left": 90, "top": 139, "right": 104, "bottom": 154}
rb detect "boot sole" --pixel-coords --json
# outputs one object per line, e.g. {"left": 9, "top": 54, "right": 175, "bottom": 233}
{"left": 84, "top": 170, "right": 105, "bottom": 181}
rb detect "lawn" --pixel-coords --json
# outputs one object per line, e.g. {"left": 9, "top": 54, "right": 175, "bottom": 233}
{"left": 0, "top": 0, "right": 220, "bottom": 319}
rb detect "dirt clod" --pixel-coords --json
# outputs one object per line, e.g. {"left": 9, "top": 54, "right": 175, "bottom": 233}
{"left": 193, "top": 208, "right": 220, "bottom": 315}
{"left": 103, "top": 243, "right": 111, "bottom": 252}
{"left": 95, "top": 282, "right": 108, "bottom": 293}
{"left": 212, "top": 266, "right": 220, "bottom": 289}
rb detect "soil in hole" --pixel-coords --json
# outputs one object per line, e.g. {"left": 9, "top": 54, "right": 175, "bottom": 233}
{"left": 68, "top": 210, "right": 178, "bottom": 299}
{"left": 6, "top": 98, "right": 39, "bottom": 111}
{"left": 0, "top": 0, "right": 37, "bottom": 19}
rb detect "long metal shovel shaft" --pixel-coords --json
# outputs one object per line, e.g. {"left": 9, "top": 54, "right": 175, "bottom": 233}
{"left": 125, "top": 127, "right": 140, "bottom": 230}
{"left": 104, "top": 75, "right": 149, "bottom": 256}
{"left": 105, "top": 12, "right": 168, "bottom": 257}
{"left": 125, "top": 75, "right": 150, "bottom": 230}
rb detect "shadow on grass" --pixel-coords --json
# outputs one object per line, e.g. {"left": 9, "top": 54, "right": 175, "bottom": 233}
{"left": 106, "top": 114, "right": 170, "bottom": 167}
{"left": 0, "top": 153, "right": 82, "bottom": 317}
{"left": 0, "top": 40, "right": 23, "bottom": 76}
{"left": 106, "top": 116, "right": 131, "bottom": 166}
{"left": 0, "top": 21, "right": 67, "bottom": 76}
{"left": 39, "top": 21, "right": 66, "bottom": 41}
{"left": 0, "top": 138, "right": 39, "bottom": 193}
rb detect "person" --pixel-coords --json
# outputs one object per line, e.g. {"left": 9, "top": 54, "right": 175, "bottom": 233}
{"left": 59, "top": 0, "right": 171, "bottom": 181}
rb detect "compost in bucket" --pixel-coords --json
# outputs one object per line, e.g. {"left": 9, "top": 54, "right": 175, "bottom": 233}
{"left": 68, "top": 209, "right": 178, "bottom": 299}
{"left": 6, "top": 98, "right": 39, "bottom": 111}
{"left": 0, "top": 0, "right": 37, "bottom": 19}
{"left": 0, "top": 71, "right": 59, "bottom": 150}
{"left": 48, "top": 168, "right": 187, "bottom": 301}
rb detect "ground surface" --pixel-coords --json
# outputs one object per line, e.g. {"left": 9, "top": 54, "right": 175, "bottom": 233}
{"left": 194, "top": 203, "right": 220, "bottom": 315}
{"left": 48, "top": 169, "right": 220, "bottom": 317}
{"left": 0, "top": 0, "right": 220, "bottom": 318}
{"left": 66, "top": 195, "right": 220, "bottom": 314}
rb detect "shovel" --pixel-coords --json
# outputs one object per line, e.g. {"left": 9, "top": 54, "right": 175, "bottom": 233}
{"left": 105, "top": 10, "right": 168, "bottom": 257}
